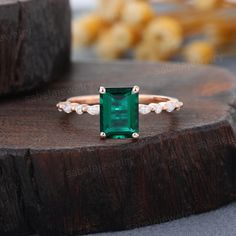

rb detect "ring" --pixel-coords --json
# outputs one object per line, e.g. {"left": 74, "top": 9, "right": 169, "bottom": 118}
{"left": 57, "top": 86, "right": 183, "bottom": 139}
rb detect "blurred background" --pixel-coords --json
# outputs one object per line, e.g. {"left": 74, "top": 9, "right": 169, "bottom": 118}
{"left": 70, "top": 0, "right": 236, "bottom": 73}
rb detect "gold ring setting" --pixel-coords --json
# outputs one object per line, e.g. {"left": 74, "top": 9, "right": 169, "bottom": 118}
{"left": 57, "top": 86, "right": 183, "bottom": 139}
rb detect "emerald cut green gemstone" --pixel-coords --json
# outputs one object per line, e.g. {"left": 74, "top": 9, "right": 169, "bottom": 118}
{"left": 100, "top": 87, "right": 139, "bottom": 139}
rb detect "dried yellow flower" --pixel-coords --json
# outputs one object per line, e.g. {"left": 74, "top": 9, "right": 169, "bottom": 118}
{"left": 144, "top": 17, "right": 183, "bottom": 56}
{"left": 184, "top": 41, "right": 215, "bottom": 64}
{"left": 122, "top": 1, "right": 154, "bottom": 27}
{"left": 72, "top": 14, "right": 106, "bottom": 47}
{"left": 109, "top": 23, "right": 140, "bottom": 51}
{"left": 193, "top": 0, "right": 223, "bottom": 10}
{"left": 134, "top": 41, "right": 172, "bottom": 61}
{"left": 98, "top": 0, "right": 125, "bottom": 22}
{"left": 204, "top": 21, "right": 236, "bottom": 47}
{"left": 96, "top": 32, "right": 124, "bottom": 60}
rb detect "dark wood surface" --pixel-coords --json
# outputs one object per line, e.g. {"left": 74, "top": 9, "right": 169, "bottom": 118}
{"left": 0, "top": 61, "right": 236, "bottom": 236}
{"left": 0, "top": 0, "right": 71, "bottom": 97}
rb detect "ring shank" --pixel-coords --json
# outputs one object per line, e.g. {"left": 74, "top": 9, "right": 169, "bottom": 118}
{"left": 67, "top": 95, "right": 178, "bottom": 105}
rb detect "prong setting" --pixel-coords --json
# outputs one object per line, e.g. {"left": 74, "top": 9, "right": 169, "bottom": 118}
{"left": 57, "top": 92, "right": 183, "bottom": 139}
{"left": 132, "top": 133, "right": 140, "bottom": 139}
{"left": 100, "top": 132, "right": 106, "bottom": 139}
{"left": 132, "top": 85, "right": 140, "bottom": 94}
{"left": 99, "top": 86, "right": 106, "bottom": 94}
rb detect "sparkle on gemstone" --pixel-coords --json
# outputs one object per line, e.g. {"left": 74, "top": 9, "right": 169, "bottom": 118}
{"left": 100, "top": 87, "right": 139, "bottom": 139}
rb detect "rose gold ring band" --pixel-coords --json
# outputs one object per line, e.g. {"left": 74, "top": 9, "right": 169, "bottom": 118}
{"left": 67, "top": 94, "right": 178, "bottom": 104}
{"left": 57, "top": 94, "right": 183, "bottom": 115}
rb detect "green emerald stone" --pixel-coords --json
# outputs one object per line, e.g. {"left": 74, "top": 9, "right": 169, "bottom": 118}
{"left": 100, "top": 87, "right": 139, "bottom": 139}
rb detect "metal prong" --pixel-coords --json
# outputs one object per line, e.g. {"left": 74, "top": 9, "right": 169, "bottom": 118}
{"left": 99, "top": 86, "right": 106, "bottom": 94}
{"left": 132, "top": 133, "right": 139, "bottom": 139}
{"left": 132, "top": 85, "right": 140, "bottom": 94}
{"left": 100, "top": 132, "right": 106, "bottom": 139}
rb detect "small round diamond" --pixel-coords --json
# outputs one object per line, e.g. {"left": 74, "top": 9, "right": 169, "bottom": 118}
{"left": 139, "top": 104, "right": 151, "bottom": 114}
{"left": 150, "top": 103, "right": 163, "bottom": 114}
{"left": 87, "top": 105, "right": 100, "bottom": 115}
{"left": 63, "top": 103, "right": 72, "bottom": 113}
{"left": 176, "top": 101, "right": 183, "bottom": 110}
{"left": 76, "top": 105, "right": 83, "bottom": 115}
{"left": 165, "top": 101, "right": 176, "bottom": 112}
{"left": 57, "top": 104, "right": 63, "bottom": 112}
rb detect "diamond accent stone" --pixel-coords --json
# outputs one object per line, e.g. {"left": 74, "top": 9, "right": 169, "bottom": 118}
{"left": 57, "top": 105, "right": 63, "bottom": 112}
{"left": 176, "top": 101, "right": 183, "bottom": 110}
{"left": 76, "top": 105, "right": 83, "bottom": 115}
{"left": 150, "top": 103, "right": 163, "bottom": 114}
{"left": 87, "top": 105, "right": 100, "bottom": 115}
{"left": 63, "top": 103, "right": 72, "bottom": 113}
{"left": 165, "top": 101, "right": 176, "bottom": 112}
{"left": 139, "top": 104, "right": 151, "bottom": 114}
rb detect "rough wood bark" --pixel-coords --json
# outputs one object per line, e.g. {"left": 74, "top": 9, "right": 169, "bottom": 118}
{"left": 0, "top": 62, "right": 236, "bottom": 236}
{"left": 0, "top": 0, "right": 71, "bottom": 96}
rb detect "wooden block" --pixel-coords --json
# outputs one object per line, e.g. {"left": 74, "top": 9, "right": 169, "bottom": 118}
{"left": 0, "top": 0, "right": 71, "bottom": 97}
{"left": 0, "top": 62, "right": 236, "bottom": 235}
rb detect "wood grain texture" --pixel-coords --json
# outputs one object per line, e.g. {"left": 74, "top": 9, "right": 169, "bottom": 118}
{"left": 0, "top": 61, "right": 236, "bottom": 235}
{"left": 0, "top": 0, "right": 71, "bottom": 97}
